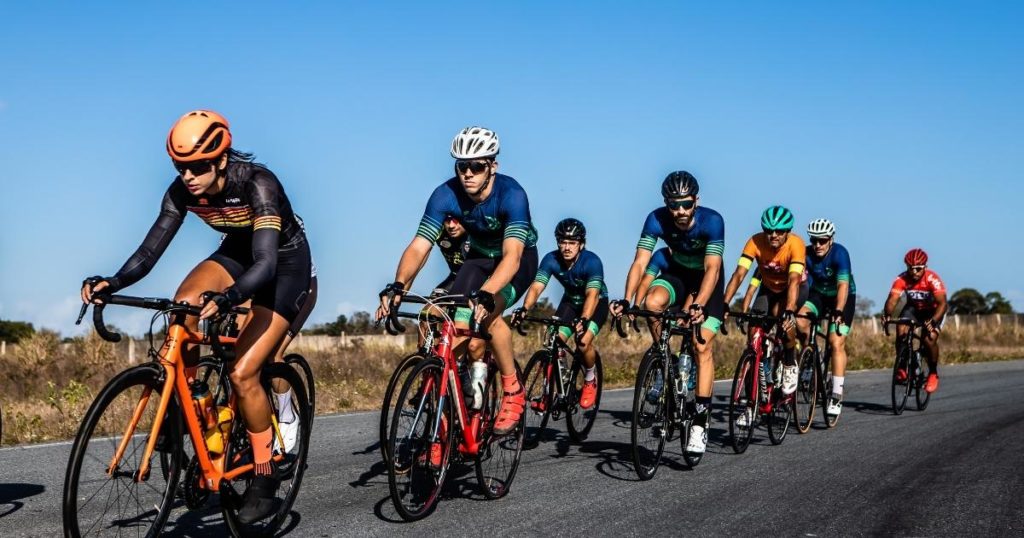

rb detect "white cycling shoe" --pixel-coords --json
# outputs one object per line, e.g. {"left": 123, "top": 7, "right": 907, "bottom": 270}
{"left": 781, "top": 365, "right": 799, "bottom": 395}
{"left": 685, "top": 424, "right": 707, "bottom": 454}
{"left": 274, "top": 419, "right": 300, "bottom": 454}
{"left": 826, "top": 395, "right": 843, "bottom": 417}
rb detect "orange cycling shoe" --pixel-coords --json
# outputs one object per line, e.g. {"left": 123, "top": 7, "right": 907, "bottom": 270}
{"left": 924, "top": 373, "right": 939, "bottom": 393}
{"left": 895, "top": 368, "right": 908, "bottom": 384}
{"left": 579, "top": 379, "right": 598, "bottom": 409}
{"left": 494, "top": 388, "right": 525, "bottom": 435}
{"left": 417, "top": 442, "right": 443, "bottom": 470}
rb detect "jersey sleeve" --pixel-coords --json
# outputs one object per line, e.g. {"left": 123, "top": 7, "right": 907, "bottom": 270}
{"left": 584, "top": 253, "right": 606, "bottom": 292}
{"left": 890, "top": 275, "right": 908, "bottom": 295}
{"left": 737, "top": 237, "right": 758, "bottom": 270}
{"left": 501, "top": 184, "right": 534, "bottom": 245}
{"left": 110, "top": 181, "right": 187, "bottom": 290}
{"left": 645, "top": 248, "right": 670, "bottom": 277}
{"left": 637, "top": 210, "right": 661, "bottom": 252}
{"left": 927, "top": 271, "right": 947, "bottom": 295}
{"left": 787, "top": 236, "right": 806, "bottom": 274}
{"left": 834, "top": 245, "right": 852, "bottom": 283}
{"left": 416, "top": 183, "right": 455, "bottom": 244}
{"left": 703, "top": 210, "right": 725, "bottom": 258}
{"left": 224, "top": 171, "right": 282, "bottom": 305}
{"left": 533, "top": 252, "right": 558, "bottom": 286}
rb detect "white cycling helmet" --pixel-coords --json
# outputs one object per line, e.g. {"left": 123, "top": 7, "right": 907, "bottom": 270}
{"left": 451, "top": 126, "right": 500, "bottom": 159}
{"left": 807, "top": 218, "right": 836, "bottom": 238}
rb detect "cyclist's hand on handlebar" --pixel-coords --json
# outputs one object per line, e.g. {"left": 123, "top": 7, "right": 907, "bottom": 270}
{"left": 688, "top": 303, "right": 706, "bottom": 326}
{"left": 880, "top": 313, "right": 891, "bottom": 326}
{"left": 610, "top": 299, "right": 630, "bottom": 318}
{"left": 81, "top": 276, "right": 111, "bottom": 304}
{"left": 573, "top": 317, "right": 589, "bottom": 338}
{"left": 469, "top": 289, "right": 495, "bottom": 324}
{"left": 781, "top": 309, "right": 796, "bottom": 331}
{"left": 376, "top": 281, "right": 404, "bottom": 320}
{"left": 510, "top": 307, "right": 527, "bottom": 328}
{"left": 924, "top": 318, "right": 941, "bottom": 336}
{"left": 200, "top": 292, "right": 231, "bottom": 320}
{"left": 830, "top": 310, "right": 844, "bottom": 329}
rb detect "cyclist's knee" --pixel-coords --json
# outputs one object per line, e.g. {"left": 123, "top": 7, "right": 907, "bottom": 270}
{"left": 229, "top": 363, "right": 261, "bottom": 395}
{"left": 467, "top": 336, "right": 487, "bottom": 357}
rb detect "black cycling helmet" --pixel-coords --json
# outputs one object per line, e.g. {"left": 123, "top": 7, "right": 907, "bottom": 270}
{"left": 555, "top": 218, "right": 586, "bottom": 243}
{"left": 661, "top": 170, "right": 699, "bottom": 198}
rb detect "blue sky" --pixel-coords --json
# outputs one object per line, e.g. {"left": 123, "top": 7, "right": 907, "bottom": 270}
{"left": 1, "top": 1, "right": 1021, "bottom": 336}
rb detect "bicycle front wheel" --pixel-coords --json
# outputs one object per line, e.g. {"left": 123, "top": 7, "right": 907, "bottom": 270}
{"left": 728, "top": 350, "right": 758, "bottom": 454}
{"left": 566, "top": 352, "right": 603, "bottom": 443}
{"left": 222, "top": 362, "right": 312, "bottom": 537}
{"left": 631, "top": 349, "right": 668, "bottom": 480}
{"left": 821, "top": 354, "right": 840, "bottom": 428}
{"left": 387, "top": 358, "right": 451, "bottom": 521}
{"left": 521, "top": 351, "right": 553, "bottom": 449}
{"left": 63, "top": 364, "right": 182, "bottom": 538}
{"left": 794, "top": 347, "right": 818, "bottom": 434}
{"left": 475, "top": 360, "right": 525, "bottom": 499}
{"left": 379, "top": 352, "right": 425, "bottom": 462}
{"left": 915, "top": 354, "right": 932, "bottom": 411}
{"left": 891, "top": 348, "right": 912, "bottom": 415}
{"left": 767, "top": 388, "right": 792, "bottom": 445}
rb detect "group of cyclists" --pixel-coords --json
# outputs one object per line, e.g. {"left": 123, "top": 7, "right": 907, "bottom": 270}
{"left": 80, "top": 112, "right": 950, "bottom": 525}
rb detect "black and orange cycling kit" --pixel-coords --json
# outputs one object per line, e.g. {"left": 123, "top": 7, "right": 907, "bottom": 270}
{"left": 106, "top": 161, "right": 314, "bottom": 323}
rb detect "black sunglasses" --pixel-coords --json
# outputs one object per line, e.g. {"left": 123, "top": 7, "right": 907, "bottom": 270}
{"left": 665, "top": 198, "right": 696, "bottom": 211}
{"left": 174, "top": 160, "right": 214, "bottom": 176}
{"left": 810, "top": 237, "right": 832, "bottom": 245}
{"left": 455, "top": 160, "right": 490, "bottom": 174}
{"left": 763, "top": 228, "right": 790, "bottom": 236}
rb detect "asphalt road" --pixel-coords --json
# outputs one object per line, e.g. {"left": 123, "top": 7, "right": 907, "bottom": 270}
{"left": 3, "top": 360, "right": 1023, "bottom": 537}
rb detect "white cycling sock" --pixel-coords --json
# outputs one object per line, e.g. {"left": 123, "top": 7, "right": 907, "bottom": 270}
{"left": 832, "top": 376, "right": 845, "bottom": 397}
{"left": 275, "top": 389, "right": 297, "bottom": 424}
{"left": 584, "top": 366, "right": 596, "bottom": 382}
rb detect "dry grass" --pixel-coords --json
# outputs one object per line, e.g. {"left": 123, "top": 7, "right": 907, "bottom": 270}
{"left": 3, "top": 323, "right": 1022, "bottom": 445}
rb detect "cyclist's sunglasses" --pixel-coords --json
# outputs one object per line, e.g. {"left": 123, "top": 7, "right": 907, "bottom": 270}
{"left": 664, "top": 198, "right": 696, "bottom": 211}
{"left": 810, "top": 237, "right": 832, "bottom": 245}
{"left": 908, "top": 264, "right": 926, "bottom": 271}
{"left": 456, "top": 160, "right": 490, "bottom": 174}
{"left": 174, "top": 159, "right": 215, "bottom": 176}
{"left": 763, "top": 228, "right": 790, "bottom": 236}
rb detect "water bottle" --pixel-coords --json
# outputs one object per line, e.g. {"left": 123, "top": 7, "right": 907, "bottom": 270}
{"left": 203, "top": 406, "right": 233, "bottom": 455}
{"left": 190, "top": 380, "right": 216, "bottom": 431}
{"left": 676, "top": 352, "right": 693, "bottom": 396}
{"left": 687, "top": 355, "right": 697, "bottom": 391}
{"left": 469, "top": 360, "right": 488, "bottom": 410}
{"left": 647, "top": 368, "right": 664, "bottom": 403}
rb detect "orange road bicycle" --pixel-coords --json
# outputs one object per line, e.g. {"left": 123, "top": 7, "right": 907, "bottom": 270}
{"left": 381, "top": 292, "right": 525, "bottom": 521}
{"left": 62, "top": 292, "right": 311, "bottom": 538}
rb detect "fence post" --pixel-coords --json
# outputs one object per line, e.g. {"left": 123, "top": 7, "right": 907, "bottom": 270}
{"left": 1, "top": 340, "right": 5, "bottom": 356}
{"left": 128, "top": 338, "right": 136, "bottom": 364}
{"left": 954, "top": 314, "right": 960, "bottom": 331}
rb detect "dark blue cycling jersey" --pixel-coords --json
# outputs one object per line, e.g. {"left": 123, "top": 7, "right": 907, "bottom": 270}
{"left": 534, "top": 249, "right": 608, "bottom": 305}
{"left": 806, "top": 242, "right": 856, "bottom": 296}
{"left": 644, "top": 247, "right": 680, "bottom": 277}
{"left": 416, "top": 174, "right": 538, "bottom": 258}
{"left": 636, "top": 206, "right": 725, "bottom": 270}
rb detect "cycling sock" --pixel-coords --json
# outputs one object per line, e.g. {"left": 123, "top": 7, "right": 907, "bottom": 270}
{"left": 784, "top": 347, "right": 797, "bottom": 366}
{"left": 584, "top": 366, "right": 596, "bottom": 382}
{"left": 501, "top": 372, "right": 520, "bottom": 393}
{"left": 248, "top": 427, "right": 275, "bottom": 475}
{"left": 694, "top": 396, "right": 712, "bottom": 424}
{"left": 832, "top": 376, "right": 845, "bottom": 396}
{"left": 274, "top": 389, "right": 296, "bottom": 424}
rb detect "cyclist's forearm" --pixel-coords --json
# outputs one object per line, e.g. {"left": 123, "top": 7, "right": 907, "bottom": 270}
{"left": 623, "top": 262, "right": 645, "bottom": 304}
{"left": 835, "top": 281, "right": 850, "bottom": 313}
{"left": 723, "top": 266, "right": 748, "bottom": 305}
{"left": 522, "top": 282, "right": 545, "bottom": 310}
{"left": 785, "top": 273, "right": 801, "bottom": 311}
{"left": 883, "top": 293, "right": 900, "bottom": 317}
{"left": 934, "top": 294, "right": 948, "bottom": 320}
{"left": 580, "top": 289, "right": 599, "bottom": 319}
{"left": 394, "top": 237, "right": 433, "bottom": 288}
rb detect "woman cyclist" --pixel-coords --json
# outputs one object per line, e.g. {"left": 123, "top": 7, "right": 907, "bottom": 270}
{"left": 80, "top": 110, "right": 316, "bottom": 524}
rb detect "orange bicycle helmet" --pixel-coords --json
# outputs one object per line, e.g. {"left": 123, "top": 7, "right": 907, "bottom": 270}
{"left": 166, "top": 110, "right": 232, "bottom": 162}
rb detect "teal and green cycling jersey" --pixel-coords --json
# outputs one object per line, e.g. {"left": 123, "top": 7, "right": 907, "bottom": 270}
{"left": 805, "top": 242, "right": 856, "bottom": 297}
{"left": 534, "top": 249, "right": 608, "bottom": 306}
{"left": 416, "top": 174, "right": 538, "bottom": 258}
{"left": 636, "top": 206, "right": 725, "bottom": 270}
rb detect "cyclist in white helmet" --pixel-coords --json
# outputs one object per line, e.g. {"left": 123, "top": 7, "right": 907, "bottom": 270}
{"left": 796, "top": 218, "right": 857, "bottom": 418}
{"left": 376, "top": 127, "right": 539, "bottom": 451}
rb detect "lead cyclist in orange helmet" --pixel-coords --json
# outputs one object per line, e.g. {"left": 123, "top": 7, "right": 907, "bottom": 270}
{"left": 81, "top": 110, "right": 316, "bottom": 524}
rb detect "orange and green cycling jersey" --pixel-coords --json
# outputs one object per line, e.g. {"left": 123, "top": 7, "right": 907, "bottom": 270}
{"left": 737, "top": 233, "right": 806, "bottom": 293}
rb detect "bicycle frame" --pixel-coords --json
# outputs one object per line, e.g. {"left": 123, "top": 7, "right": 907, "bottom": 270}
{"left": 741, "top": 319, "right": 786, "bottom": 414}
{"left": 427, "top": 318, "right": 489, "bottom": 458}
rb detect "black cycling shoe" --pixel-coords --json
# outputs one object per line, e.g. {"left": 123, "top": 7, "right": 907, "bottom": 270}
{"left": 236, "top": 467, "right": 282, "bottom": 524}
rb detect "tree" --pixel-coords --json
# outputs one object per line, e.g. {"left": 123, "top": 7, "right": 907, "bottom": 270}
{"left": 949, "top": 288, "right": 987, "bottom": 314}
{"left": 984, "top": 292, "right": 1014, "bottom": 314}
{"left": 855, "top": 297, "right": 876, "bottom": 318}
{"left": 0, "top": 319, "right": 35, "bottom": 343}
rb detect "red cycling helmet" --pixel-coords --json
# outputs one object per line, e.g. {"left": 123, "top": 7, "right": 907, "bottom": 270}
{"left": 904, "top": 248, "right": 928, "bottom": 266}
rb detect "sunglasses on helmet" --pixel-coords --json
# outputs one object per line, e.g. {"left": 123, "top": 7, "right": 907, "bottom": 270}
{"left": 174, "top": 159, "right": 215, "bottom": 177}
{"left": 456, "top": 160, "right": 490, "bottom": 174}
{"left": 664, "top": 198, "right": 696, "bottom": 211}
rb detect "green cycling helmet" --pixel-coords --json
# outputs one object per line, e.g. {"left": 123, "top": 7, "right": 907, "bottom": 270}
{"left": 761, "top": 205, "right": 794, "bottom": 231}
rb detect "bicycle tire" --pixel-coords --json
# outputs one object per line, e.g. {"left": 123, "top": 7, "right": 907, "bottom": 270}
{"left": 631, "top": 349, "right": 668, "bottom": 480}
{"left": 475, "top": 360, "right": 525, "bottom": 499}
{"left": 522, "top": 351, "right": 553, "bottom": 449}
{"left": 821, "top": 352, "right": 840, "bottom": 428}
{"left": 63, "top": 364, "right": 182, "bottom": 538}
{"left": 222, "top": 363, "right": 312, "bottom": 538}
{"left": 914, "top": 353, "right": 932, "bottom": 411}
{"left": 891, "top": 347, "right": 912, "bottom": 415}
{"left": 283, "top": 353, "right": 316, "bottom": 422}
{"left": 386, "top": 358, "right": 451, "bottom": 521}
{"left": 794, "top": 347, "right": 818, "bottom": 433}
{"left": 766, "top": 387, "right": 792, "bottom": 445}
{"left": 566, "top": 352, "right": 602, "bottom": 443}
{"left": 379, "top": 352, "right": 425, "bottom": 462}
{"left": 728, "top": 350, "right": 758, "bottom": 454}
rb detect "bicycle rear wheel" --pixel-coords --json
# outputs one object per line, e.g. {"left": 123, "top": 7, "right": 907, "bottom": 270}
{"left": 63, "top": 364, "right": 182, "bottom": 538}
{"left": 387, "top": 358, "right": 451, "bottom": 521}
{"left": 891, "top": 348, "right": 912, "bottom": 415}
{"left": 379, "top": 352, "right": 425, "bottom": 462}
{"left": 475, "top": 360, "right": 525, "bottom": 499}
{"left": 728, "top": 350, "right": 758, "bottom": 454}
{"left": 222, "top": 363, "right": 311, "bottom": 537}
{"left": 631, "top": 349, "right": 667, "bottom": 480}
{"left": 521, "top": 351, "right": 553, "bottom": 449}
{"left": 766, "top": 389, "right": 792, "bottom": 445}
{"left": 821, "top": 354, "right": 840, "bottom": 428}
{"left": 566, "top": 353, "right": 602, "bottom": 443}
{"left": 794, "top": 347, "right": 818, "bottom": 433}
{"left": 915, "top": 353, "right": 932, "bottom": 411}
{"left": 283, "top": 353, "right": 316, "bottom": 422}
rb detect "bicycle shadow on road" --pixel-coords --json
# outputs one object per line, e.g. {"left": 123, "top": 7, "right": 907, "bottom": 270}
{"left": 350, "top": 458, "right": 388, "bottom": 488}
{"left": 844, "top": 400, "right": 894, "bottom": 416}
{"left": 163, "top": 502, "right": 302, "bottom": 537}
{"left": 372, "top": 464, "right": 483, "bottom": 524}
{"left": 0, "top": 483, "right": 44, "bottom": 518}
